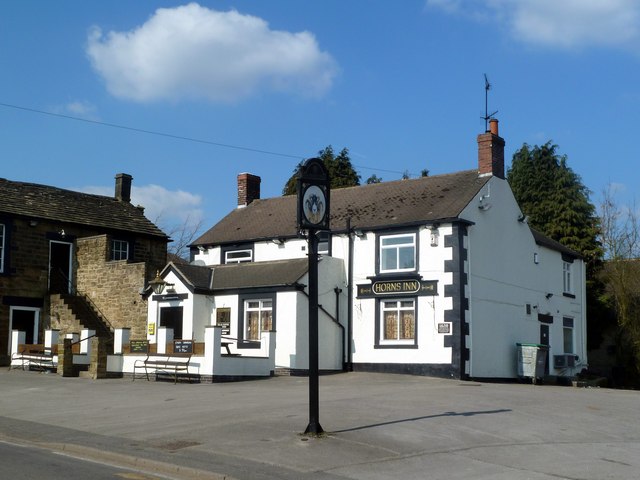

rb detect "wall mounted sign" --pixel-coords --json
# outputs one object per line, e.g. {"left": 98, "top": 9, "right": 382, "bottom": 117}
{"left": 147, "top": 323, "right": 156, "bottom": 335}
{"left": 173, "top": 339, "right": 194, "bottom": 354}
{"left": 129, "top": 339, "right": 149, "bottom": 354}
{"left": 357, "top": 279, "right": 437, "bottom": 298}
{"left": 437, "top": 323, "right": 451, "bottom": 334}
{"left": 152, "top": 293, "right": 188, "bottom": 302}
{"left": 216, "top": 308, "right": 231, "bottom": 336}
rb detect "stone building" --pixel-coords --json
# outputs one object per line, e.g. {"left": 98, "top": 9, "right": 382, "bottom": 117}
{"left": 0, "top": 173, "right": 168, "bottom": 364}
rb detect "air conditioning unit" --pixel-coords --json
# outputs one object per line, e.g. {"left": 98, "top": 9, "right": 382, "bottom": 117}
{"left": 553, "top": 354, "right": 577, "bottom": 369}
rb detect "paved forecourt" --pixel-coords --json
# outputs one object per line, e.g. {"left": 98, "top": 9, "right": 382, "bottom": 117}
{"left": 0, "top": 370, "right": 638, "bottom": 479}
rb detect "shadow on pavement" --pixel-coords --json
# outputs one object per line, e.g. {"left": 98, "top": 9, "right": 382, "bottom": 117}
{"left": 332, "top": 408, "right": 512, "bottom": 433}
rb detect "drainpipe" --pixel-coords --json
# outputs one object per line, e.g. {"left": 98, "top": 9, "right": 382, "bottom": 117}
{"left": 347, "top": 217, "right": 354, "bottom": 371}
{"left": 334, "top": 287, "right": 345, "bottom": 370}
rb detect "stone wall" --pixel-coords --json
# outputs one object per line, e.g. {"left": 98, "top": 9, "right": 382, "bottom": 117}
{"left": 75, "top": 235, "right": 151, "bottom": 339}
{"left": 0, "top": 217, "right": 55, "bottom": 362}
{"left": 1, "top": 214, "right": 167, "bottom": 363}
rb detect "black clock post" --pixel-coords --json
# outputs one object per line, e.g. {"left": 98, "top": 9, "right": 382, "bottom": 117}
{"left": 297, "top": 158, "right": 330, "bottom": 436}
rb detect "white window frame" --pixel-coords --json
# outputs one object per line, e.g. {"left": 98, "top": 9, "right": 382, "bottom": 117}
{"left": 225, "top": 249, "right": 252, "bottom": 264}
{"left": 379, "top": 233, "right": 416, "bottom": 273}
{"left": 563, "top": 317, "right": 574, "bottom": 354}
{"left": 0, "top": 223, "right": 5, "bottom": 273}
{"left": 111, "top": 239, "right": 129, "bottom": 261}
{"left": 244, "top": 299, "right": 272, "bottom": 341}
{"left": 380, "top": 298, "right": 416, "bottom": 345}
{"left": 563, "top": 261, "right": 572, "bottom": 294}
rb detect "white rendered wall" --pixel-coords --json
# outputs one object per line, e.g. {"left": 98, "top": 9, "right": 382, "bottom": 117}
{"left": 191, "top": 247, "right": 220, "bottom": 266}
{"left": 192, "top": 294, "right": 214, "bottom": 341}
{"left": 461, "top": 177, "right": 586, "bottom": 378}
{"left": 273, "top": 256, "right": 347, "bottom": 371}
{"left": 254, "top": 238, "right": 308, "bottom": 261}
{"left": 350, "top": 227, "right": 456, "bottom": 366}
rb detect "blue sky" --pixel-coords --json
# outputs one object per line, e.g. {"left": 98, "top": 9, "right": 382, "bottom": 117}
{"left": 1, "top": 0, "right": 638, "bottom": 242}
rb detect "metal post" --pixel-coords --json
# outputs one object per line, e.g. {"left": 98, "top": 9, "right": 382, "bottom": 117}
{"left": 305, "top": 229, "right": 323, "bottom": 435}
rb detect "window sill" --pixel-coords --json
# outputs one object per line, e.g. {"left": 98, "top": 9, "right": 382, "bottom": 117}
{"left": 563, "top": 292, "right": 576, "bottom": 299}
{"left": 375, "top": 343, "right": 418, "bottom": 349}
{"left": 237, "top": 341, "right": 261, "bottom": 349}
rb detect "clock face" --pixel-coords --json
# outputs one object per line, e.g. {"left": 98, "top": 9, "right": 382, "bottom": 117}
{"left": 302, "top": 185, "right": 326, "bottom": 226}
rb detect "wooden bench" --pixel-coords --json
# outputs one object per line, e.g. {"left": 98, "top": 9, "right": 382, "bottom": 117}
{"left": 9, "top": 346, "right": 56, "bottom": 372}
{"left": 133, "top": 353, "right": 192, "bottom": 383}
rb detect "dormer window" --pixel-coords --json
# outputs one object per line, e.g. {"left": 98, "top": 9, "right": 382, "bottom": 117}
{"left": 379, "top": 233, "right": 416, "bottom": 273}
{"left": 225, "top": 249, "right": 252, "bottom": 264}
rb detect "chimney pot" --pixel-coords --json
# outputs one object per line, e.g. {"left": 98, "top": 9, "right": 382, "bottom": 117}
{"left": 237, "top": 173, "right": 261, "bottom": 207}
{"left": 489, "top": 118, "right": 499, "bottom": 136}
{"left": 115, "top": 173, "right": 132, "bottom": 202}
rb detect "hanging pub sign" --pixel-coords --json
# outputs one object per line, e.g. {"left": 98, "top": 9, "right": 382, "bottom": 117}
{"left": 357, "top": 279, "right": 438, "bottom": 298}
{"left": 297, "top": 157, "right": 330, "bottom": 231}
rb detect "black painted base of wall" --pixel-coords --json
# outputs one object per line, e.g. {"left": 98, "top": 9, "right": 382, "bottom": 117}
{"left": 121, "top": 372, "right": 275, "bottom": 383}
{"left": 352, "top": 362, "right": 462, "bottom": 379}
{"left": 276, "top": 368, "right": 345, "bottom": 377}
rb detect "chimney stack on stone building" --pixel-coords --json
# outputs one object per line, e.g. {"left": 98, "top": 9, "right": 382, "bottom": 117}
{"left": 237, "top": 173, "right": 261, "bottom": 207}
{"left": 477, "top": 118, "right": 505, "bottom": 179}
{"left": 115, "top": 173, "right": 132, "bottom": 202}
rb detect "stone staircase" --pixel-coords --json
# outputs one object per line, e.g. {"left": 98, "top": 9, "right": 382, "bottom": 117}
{"left": 50, "top": 293, "right": 113, "bottom": 339}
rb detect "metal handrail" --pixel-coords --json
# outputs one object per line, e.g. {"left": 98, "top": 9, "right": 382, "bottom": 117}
{"left": 68, "top": 332, "right": 98, "bottom": 348}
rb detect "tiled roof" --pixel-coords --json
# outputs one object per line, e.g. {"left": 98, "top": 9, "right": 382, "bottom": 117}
{"left": 0, "top": 178, "right": 167, "bottom": 238}
{"left": 169, "top": 258, "right": 308, "bottom": 293}
{"left": 530, "top": 228, "right": 582, "bottom": 259}
{"left": 193, "top": 170, "right": 490, "bottom": 246}
{"left": 212, "top": 258, "right": 308, "bottom": 290}
{"left": 167, "top": 263, "right": 214, "bottom": 292}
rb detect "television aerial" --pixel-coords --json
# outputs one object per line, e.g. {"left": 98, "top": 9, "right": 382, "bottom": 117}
{"left": 482, "top": 73, "right": 498, "bottom": 132}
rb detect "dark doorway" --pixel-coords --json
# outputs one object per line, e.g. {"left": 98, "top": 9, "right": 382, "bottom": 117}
{"left": 11, "top": 308, "right": 38, "bottom": 345}
{"left": 160, "top": 306, "right": 184, "bottom": 339}
{"left": 49, "top": 241, "right": 73, "bottom": 294}
{"left": 539, "top": 324, "right": 550, "bottom": 375}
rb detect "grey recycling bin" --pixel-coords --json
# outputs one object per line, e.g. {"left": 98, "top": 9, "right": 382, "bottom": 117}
{"left": 516, "top": 343, "right": 548, "bottom": 384}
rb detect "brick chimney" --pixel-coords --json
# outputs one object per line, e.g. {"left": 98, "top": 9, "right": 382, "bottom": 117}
{"left": 237, "top": 173, "right": 261, "bottom": 207}
{"left": 477, "top": 118, "right": 505, "bottom": 179}
{"left": 114, "top": 173, "right": 132, "bottom": 202}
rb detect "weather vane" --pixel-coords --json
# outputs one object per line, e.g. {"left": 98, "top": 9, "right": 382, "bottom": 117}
{"left": 482, "top": 74, "right": 498, "bottom": 132}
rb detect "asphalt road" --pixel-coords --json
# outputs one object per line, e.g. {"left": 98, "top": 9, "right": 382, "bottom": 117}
{"left": 1, "top": 370, "right": 639, "bottom": 479}
{"left": 0, "top": 440, "right": 172, "bottom": 480}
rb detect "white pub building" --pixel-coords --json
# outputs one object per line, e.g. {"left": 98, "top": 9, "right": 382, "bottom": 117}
{"left": 146, "top": 120, "right": 587, "bottom": 380}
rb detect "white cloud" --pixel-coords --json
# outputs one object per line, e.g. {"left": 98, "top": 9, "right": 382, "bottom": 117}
{"left": 79, "top": 184, "right": 204, "bottom": 228}
{"left": 86, "top": 3, "right": 338, "bottom": 103}
{"left": 427, "top": 0, "right": 640, "bottom": 50}
{"left": 511, "top": 0, "right": 640, "bottom": 49}
{"left": 52, "top": 101, "right": 100, "bottom": 121}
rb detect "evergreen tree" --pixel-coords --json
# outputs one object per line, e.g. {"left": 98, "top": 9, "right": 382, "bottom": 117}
{"left": 282, "top": 146, "right": 361, "bottom": 195}
{"left": 507, "top": 142, "right": 602, "bottom": 270}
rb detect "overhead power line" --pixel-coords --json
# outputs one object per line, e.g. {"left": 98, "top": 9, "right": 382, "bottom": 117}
{"left": 0, "top": 101, "right": 422, "bottom": 178}
{"left": 0, "top": 101, "right": 303, "bottom": 160}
